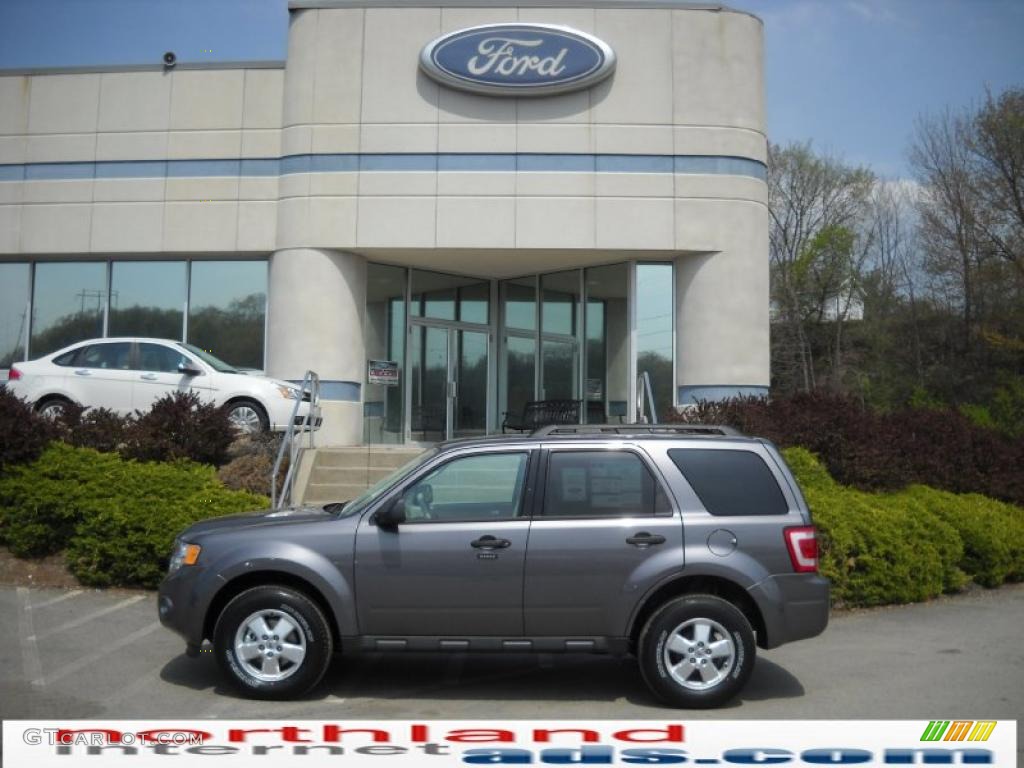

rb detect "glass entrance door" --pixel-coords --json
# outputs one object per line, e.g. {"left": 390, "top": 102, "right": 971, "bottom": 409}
{"left": 409, "top": 324, "right": 489, "bottom": 441}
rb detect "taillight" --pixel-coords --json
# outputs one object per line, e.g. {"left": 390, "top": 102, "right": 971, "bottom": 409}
{"left": 784, "top": 526, "right": 818, "bottom": 573}
{"left": 7, "top": 366, "right": 21, "bottom": 381}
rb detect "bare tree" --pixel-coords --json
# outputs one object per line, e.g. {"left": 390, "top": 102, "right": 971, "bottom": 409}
{"left": 768, "top": 142, "right": 875, "bottom": 392}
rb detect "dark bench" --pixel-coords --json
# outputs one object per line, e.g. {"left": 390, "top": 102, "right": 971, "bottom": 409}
{"left": 502, "top": 399, "right": 581, "bottom": 433}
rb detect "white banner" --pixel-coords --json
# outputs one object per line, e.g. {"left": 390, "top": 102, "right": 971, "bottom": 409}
{"left": 2, "top": 719, "right": 1016, "bottom": 766}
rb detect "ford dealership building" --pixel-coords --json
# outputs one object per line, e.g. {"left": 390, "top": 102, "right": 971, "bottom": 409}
{"left": 0, "top": 0, "right": 768, "bottom": 445}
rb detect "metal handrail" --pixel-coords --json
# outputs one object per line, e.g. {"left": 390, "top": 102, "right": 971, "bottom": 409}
{"left": 636, "top": 370, "right": 658, "bottom": 424}
{"left": 271, "top": 370, "right": 320, "bottom": 509}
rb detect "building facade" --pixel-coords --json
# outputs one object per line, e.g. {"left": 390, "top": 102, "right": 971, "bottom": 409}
{"left": 0, "top": 0, "right": 768, "bottom": 445}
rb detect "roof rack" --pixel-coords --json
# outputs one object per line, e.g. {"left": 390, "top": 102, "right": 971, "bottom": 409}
{"left": 531, "top": 423, "right": 744, "bottom": 438}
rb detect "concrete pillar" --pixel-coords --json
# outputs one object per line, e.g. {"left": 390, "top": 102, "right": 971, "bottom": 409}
{"left": 675, "top": 202, "right": 770, "bottom": 405}
{"left": 266, "top": 248, "right": 366, "bottom": 445}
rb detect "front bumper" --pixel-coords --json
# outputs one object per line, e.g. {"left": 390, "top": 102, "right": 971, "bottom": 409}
{"left": 747, "top": 573, "right": 830, "bottom": 649}
{"left": 158, "top": 565, "right": 215, "bottom": 647}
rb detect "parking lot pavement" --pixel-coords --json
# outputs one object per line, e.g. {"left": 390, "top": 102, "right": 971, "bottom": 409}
{"left": 1, "top": 582, "right": 1022, "bottom": 723}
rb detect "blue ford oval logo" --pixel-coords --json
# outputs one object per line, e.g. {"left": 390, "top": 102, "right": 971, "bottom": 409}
{"left": 420, "top": 23, "right": 615, "bottom": 97}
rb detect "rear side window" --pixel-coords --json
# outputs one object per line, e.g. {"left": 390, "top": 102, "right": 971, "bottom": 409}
{"left": 668, "top": 448, "right": 788, "bottom": 516}
{"left": 52, "top": 349, "right": 80, "bottom": 366}
{"left": 542, "top": 450, "right": 672, "bottom": 517}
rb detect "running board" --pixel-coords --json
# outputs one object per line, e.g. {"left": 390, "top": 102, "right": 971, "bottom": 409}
{"left": 347, "top": 636, "right": 630, "bottom": 655}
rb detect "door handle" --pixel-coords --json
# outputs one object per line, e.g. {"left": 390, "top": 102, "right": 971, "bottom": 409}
{"left": 74, "top": 369, "right": 92, "bottom": 376}
{"left": 140, "top": 373, "right": 158, "bottom": 381}
{"left": 471, "top": 535, "right": 511, "bottom": 550}
{"left": 626, "top": 532, "right": 666, "bottom": 548}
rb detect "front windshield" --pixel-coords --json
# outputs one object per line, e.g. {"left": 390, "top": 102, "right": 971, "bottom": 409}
{"left": 178, "top": 342, "right": 239, "bottom": 373}
{"left": 335, "top": 447, "right": 439, "bottom": 518}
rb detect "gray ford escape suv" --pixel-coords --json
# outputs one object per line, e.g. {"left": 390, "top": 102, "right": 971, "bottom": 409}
{"left": 158, "top": 424, "right": 829, "bottom": 708}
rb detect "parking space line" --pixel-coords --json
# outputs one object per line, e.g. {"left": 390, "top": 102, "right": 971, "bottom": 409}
{"left": 29, "top": 594, "right": 146, "bottom": 642}
{"left": 35, "top": 621, "right": 162, "bottom": 687}
{"left": 32, "top": 590, "right": 84, "bottom": 609}
{"left": 17, "top": 588, "right": 44, "bottom": 688}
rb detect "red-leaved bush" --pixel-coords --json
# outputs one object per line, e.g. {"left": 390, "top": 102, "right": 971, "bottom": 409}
{"left": 667, "top": 392, "right": 1024, "bottom": 506}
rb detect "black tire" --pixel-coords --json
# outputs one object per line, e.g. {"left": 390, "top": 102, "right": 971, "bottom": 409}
{"left": 638, "top": 594, "right": 755, "bottom": 708}
{"left": 36, "top": 396, "right": 72, "bottom": 420}
{"left": 225, "top": 399, "right": 269, "bottom": 434}
{"left": 213, "top": 585, "right": 333, "bottom": 699}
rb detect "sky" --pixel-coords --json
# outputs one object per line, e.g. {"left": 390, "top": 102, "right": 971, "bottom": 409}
{"left": 0, "top": 0, "right": 1022, "bottom": 179}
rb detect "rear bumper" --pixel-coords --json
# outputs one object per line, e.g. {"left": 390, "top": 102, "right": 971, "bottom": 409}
{"left": 747, "top": 573, "right": 830, "bottom": 649}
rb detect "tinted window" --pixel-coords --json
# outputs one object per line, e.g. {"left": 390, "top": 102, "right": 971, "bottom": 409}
{"left": 109, "top": 261, "right": 186, "bottom": 339}
{"left": 188, "top": 261, "right": 266, "bottom": 370}
{"left": 138, "top": 343, "right": 193, "bottom": 373}
{"left": 402, "top": 452, "right": 529, "bottom": 523}
{"left": 668, "top": 449, "right": 788, "bottom": 516}
{"left": 52, "top": 349, "right": 81, "bottom": 366}
{"left": 542, "top": 451, "right": 670, "bottom": 518}
{"left": 77, "top": 342, "right": 132, "bottom": 370}
{"left": 31, "top": 262, "right": 106, "bottom": 357}
{"left": 0, "top": 263, "right": 29, "bottom": 368}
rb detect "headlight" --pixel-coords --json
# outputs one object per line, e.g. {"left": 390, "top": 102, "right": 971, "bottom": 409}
{"left": 276, "top": 384, "right": 301, "bottom": 400}
{"left": 168, "top": 540, "right": 201, "bottom": 574}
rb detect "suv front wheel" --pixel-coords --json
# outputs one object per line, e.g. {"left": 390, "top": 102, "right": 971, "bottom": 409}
{"left": 638, "top": 594, "right": 755, "bottom": 708}
{"left": 213, "top": 585, "right": 333, "bottom": 699}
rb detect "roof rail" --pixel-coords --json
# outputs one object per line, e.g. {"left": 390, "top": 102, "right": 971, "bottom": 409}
{"left": 531, "top": 423, "right": 744, "bottom": 438}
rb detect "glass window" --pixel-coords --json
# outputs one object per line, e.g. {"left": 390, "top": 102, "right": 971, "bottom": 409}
{"left": 541, "top": 270, "right": 579, "bottom": 336}
{"left": 364, "top": 263, "right": 406, "bottom": 444}
{"left": 503, "top": 335, "right": 536, "bottom": 422}
{"left": 109, "top": 261, "right": 186, "bottom": 340}
{"left": 53, "top": 348, "right": 81, "bottom": 366}
{"left": 31, "top": 262, "right": 106, "bottom": 358}
{"left": 0, "top": 263, "right": 30, "bottom": 369}
{"left": 410, "top": 269, "right": 489, "bottom": 324}
{"left": 402, "top": 452, "right": 529, "bottom": 522}
{"left": 138, "top": 342, "right": 193, "bottom": 373}
{"left": 668, "top": 449, "right": 788, "bottom": 516}
{"left": 502, "top": 277, "right": 536, "bottom": 331}
{"left": 188, "top": 261, "right": 267, "bottom": 370}
{"left": 635, "top": 263, "right": 674, "bottom": 420}
{"left": 77, "top": 342, "right": 132, "bottom": 370}
{"left": 585, "top": 263, "right": 629, "bottom": 424}
{"left": 542, "top": 451, "right": 668, "bottom": 518}
{"left": 541, "top": 338, "right": 577, "bottom": 401}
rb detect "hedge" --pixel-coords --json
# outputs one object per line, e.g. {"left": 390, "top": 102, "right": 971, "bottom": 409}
{"left": 0, "top": 443, "right": 268, "bottom": 588}
{"left": 784, "top": 447, "right": 1024, "bottom": 606}
{"left": 669, "top": 392, "right": 1024, "bottom": 506}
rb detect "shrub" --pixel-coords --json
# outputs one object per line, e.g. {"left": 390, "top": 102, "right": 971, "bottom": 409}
{"left": 670, "top": 392, "right": 1024, "bottom": 505}
{"left": 218, "top": 432, "right": 288, "bottom": 496}
{"left": 122, "top": 391, "right": 235, "bottom": 467}
{"left": 0, "top": 442, "right": 268, "bottom": 588}
{"left": 55, "top": 404, "right": 128, "bottom": 453}
{"left": 783, "top": 447, "right": 1023, "bottom": 607}
{"left": 0, "top": 387, "right": 55, "bottom": 471}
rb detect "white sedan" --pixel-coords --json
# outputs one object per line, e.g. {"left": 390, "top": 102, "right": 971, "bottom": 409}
{"left": 6, "top": 337, "right": 316, "bottom": 433}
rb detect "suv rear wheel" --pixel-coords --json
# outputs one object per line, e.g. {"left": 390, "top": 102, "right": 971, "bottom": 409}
{"left": 213, "top": 585, "right": 333, "bottom": 699}
{"left": 638, "top": 594, "right": 755, "bottom": 708}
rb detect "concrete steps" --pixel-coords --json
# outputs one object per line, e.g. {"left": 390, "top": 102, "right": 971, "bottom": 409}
{"left": 298, "top": 446, "right": 426, "bottom": 504}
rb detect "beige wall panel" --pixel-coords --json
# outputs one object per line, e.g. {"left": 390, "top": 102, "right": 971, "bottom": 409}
{"left": 90, "top": 202, "right": 164, "bottom": 252}
{"left": 98, "top": 72, "right": 172, "bottom": 132}
{"left": 0, "top": 205, "right": 22, "bottom": 252}
{"left": 592, "top": 9, "right": 673, "bottom": 125}
{"left": 360, "top": 8, "right": 440, "bottom": 124}
{"left": 28, "top": 74, "right": 101, "bottom": 134}
{"left": 242, "top": 69, "right": 285, "bottom": 129}
{"left": 0, "top": 76, "right": 31, "bottom": 135}
{"left": 436, "top": 196, "right": 515, "bottom": 248}
{"left": 162, "top": 201, "right": 239, "bottom": 251}
{"left": 20, "top": 204, "right": 92, "bottom": 252}
{"left": 169, "top": 70, "right": 244, "bottom": 131}
{"left": 312, "top": 9, "right": 364, "bottom": 125}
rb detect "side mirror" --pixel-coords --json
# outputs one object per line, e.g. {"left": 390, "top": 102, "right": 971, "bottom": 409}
{"left": 178, "top": 362, "right": 202, "bottom": 377}
{"left": 375, "top": 497, "right": 406, "bottom": 530}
